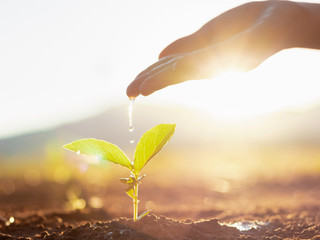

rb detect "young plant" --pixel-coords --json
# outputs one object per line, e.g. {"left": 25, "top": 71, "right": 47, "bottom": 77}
{"left": 63, "top": 123, "right": 175, "bottom": 221}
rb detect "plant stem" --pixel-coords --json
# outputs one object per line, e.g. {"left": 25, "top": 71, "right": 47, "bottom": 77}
{"left": 133, "top": 181, "right": 139, "bottom": 221}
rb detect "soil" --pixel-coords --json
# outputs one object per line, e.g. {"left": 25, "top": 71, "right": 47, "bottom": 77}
{"left": 1, "top": 175, "right": 320, "bottom": 240}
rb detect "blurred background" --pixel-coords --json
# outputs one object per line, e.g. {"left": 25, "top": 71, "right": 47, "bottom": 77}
{"left": 1, "top": 0, "right": 320, "bottom": 218}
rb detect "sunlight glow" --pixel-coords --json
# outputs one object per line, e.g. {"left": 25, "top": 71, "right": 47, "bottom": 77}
{"left": 152, "top": 48, "right": 320, "bottom": 122}
{"left": 206, "top": 48, "right": 320, "bottom": 121}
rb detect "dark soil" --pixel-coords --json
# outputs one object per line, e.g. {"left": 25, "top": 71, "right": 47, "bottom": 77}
{"left": 1, "top": 175, "right": 320, "bottom": 239}
{"left": 0, "top": 212, "right": 239, "bottom": 240}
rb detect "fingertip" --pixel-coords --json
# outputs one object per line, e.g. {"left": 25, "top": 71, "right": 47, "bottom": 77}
{"left": 126, "top": 82, "right": 140, "bottom": 99}
{"left": 126, "top": 91, "right": 139, "bottom": 99}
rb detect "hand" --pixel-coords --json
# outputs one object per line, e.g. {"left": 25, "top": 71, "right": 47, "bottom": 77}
{"left": 127, "top": 1, "right": 319, "bottom": 98}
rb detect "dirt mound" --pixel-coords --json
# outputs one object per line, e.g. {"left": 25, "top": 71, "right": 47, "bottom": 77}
{"left": 0, "top": 211, "right": 237, "bottom": 240}
{"left": 1, "top": 209, "right": 320, "bottom": 239}
{"left": 1, "top": 176, "right": 320, "bottom": 239}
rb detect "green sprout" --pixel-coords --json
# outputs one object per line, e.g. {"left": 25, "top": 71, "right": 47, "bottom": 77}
{"left": 63, "top": 123, "right": 175, "bottom": 221}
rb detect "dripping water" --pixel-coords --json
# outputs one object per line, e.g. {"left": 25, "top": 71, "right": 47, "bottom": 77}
{"left": 128, "top": 98, "right": 135, "bottom": 144}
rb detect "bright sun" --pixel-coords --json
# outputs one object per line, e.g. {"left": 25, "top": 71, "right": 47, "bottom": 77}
{"left": 154, "top": 48, "right": 320, "bottom": 121}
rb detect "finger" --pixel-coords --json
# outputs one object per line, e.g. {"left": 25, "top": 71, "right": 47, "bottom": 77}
{"left": 159, "top": 33, "right": 206, "bottom": 59}
{"left": 126, "top": 56, "right": 182, "bottom": 98}
{"left": 135, "top": 54, "right": 179, "bottom": 80}
{"left": 126, "top": 77, "right": 144, "bottom": 98}
{"left": 139, "top": 52, "right": 209, "bottom": 96}
{"left": 139, "top": 64, "right": 185, "bottom": 96}
{"left": 133, "top": 45, "right": 235, "bottom": 97}
{"left": 138, "top": 49, "right": 216, "bottom": 96}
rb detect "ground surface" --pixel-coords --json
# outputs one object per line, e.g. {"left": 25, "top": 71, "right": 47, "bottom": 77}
{"left": 1, "top": 174, "right": 320, "bottom": 239}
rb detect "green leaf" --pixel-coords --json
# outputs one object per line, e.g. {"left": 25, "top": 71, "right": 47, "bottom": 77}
{"left": 119, "top": 177, "right": 135, "bottom": 186}
{"left": 119, "top": 178, "right": 131, "bottom": 184}
{"left": 64, "top": 138, "right": 132, "bottom": 169}
{"left": 125, "top": 187, "right": 135, "bottom": 199}
{"left": 134, "top": 124, "right": 175, "bottom": 172}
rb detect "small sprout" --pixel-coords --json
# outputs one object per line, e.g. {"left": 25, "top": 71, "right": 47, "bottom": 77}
{"left": 64, "top": 123, "right": 175, "bottom": 221}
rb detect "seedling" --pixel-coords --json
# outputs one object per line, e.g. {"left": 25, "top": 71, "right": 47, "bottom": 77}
{"left": 63, "top": 123, "right": 175, "bottom": 221}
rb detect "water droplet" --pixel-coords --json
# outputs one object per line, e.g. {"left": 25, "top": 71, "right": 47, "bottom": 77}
{"left": 128, "top": 99, "right": 134, "bottom": 132}
{"left": 128, "top": 99, "right": 135, "bottom": 144}
{"left": 76, "top": 150, "right": 80, "bottom": 155}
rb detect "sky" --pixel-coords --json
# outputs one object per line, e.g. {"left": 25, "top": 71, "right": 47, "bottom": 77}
{"left": 1, "top": 0, "right": 320, "bottom": 139}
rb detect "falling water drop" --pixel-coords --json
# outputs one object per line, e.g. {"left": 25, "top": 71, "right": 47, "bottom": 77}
{"left": 128, "top": 98, "right": 135, "bottom": 144}
{"left": 77, "top": 150, "right": 80, "bottom": 155}
{"left": 128, "top": 98, "right": 134, "bottom": 132}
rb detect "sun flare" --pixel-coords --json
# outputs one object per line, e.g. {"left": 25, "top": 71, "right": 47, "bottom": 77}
{"left": 155, "top": 48, "right": 320, "bottom": 122}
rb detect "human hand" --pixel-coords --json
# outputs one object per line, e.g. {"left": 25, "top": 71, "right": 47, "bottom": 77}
{"left": 127, "top": 1, "right": 319, "bottom": 98}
